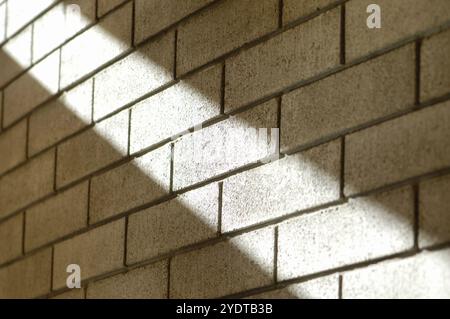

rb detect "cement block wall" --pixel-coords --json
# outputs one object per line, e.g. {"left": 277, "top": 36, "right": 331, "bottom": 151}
{"left": 0, "top": 0, "right": 449, "bottom": 298}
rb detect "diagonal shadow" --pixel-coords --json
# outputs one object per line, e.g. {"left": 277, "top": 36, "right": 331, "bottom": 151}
{"left": 0, "top": 0, "right": 448, "bottom": 299}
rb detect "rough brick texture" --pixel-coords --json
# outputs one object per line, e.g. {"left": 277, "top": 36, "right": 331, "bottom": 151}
{"left": 0, "top": 0, "right": 449, "bottom": 300}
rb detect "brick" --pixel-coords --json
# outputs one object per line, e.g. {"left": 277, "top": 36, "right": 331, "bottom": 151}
{"left": 222, "top": 140, "right": 341, "bottom": 233}
{"left": 346, "top": 0, "right": 450, "bottom": 61}
{"left": 6, "top": 0, "right": 56, "bottom": 37}
{"left": 177, "top": 0, "right": 278, "bottom": 75}
{"left": 0, "top": 249, "right": 52, "bottom": 298}
{"left": 25, "top": 182, "right": 88, "bottom": 251}
{"left": 53, "top": 219, "right": 125, "bottom": 290}
{"left": 130, "top": 64, "right": 222, "bottom": 154}
{"left": 170, "top": 227, "right": 274, "bottom": 298}
{"left": 0, "top": 26, "right": 32, "bottom": 87}
{"left": 345, "top": 101, "right": 450, "bottom": 196}
{"left": 0, "top": 2, "right": 5, "bottom": 43}
{"left": 225, "top": 8, "right": 340, "bottom": 112}
{"left": 173, "top": 100, "right": 278, "bottom": 190}
{"left": 29, "top": 79, "right": 93, "bottom": 156}
{"left": 0, "top": 149, "right": 55, "bottom": 219}
{"left": 421, "top": 29, "right": 450, "bottom": 101}
{"left": 281, "top": 44, "right": 415, "bottom": 152}
{"left": 127, "top": 183, "right": 219, "bottom": 264}
{"left": 3, "top": 50, "right": 60, "bottom": 127}
{"left": 97, "top": 0, "right": 127, "bottom": 17}
{"left": 56, "top": 110, "right": 129, "bottom": 188}
{"left": 134, "top": 0, "right": 213, "bottom": 44}
{"left": 93, "top": 31, "right": 174, "bottom": 121}
{"left": 52, "top": 289, "right": 85, "bottom": 299}
{"left": 0, "top": 119, "right": 27, "bottom": 175}
{"left": 87, "top": 261, "right": 168, "bottom": 298}
{"left": 0, "top": 214, "right": 23, "bottom": 265}
{"left": 283, "top": 0, "right": 340, "bottom": 24}
{"left": 419, "top": 175, "right": 450, "bottom": 248}
{"left": 32, "top": 0, "right": 96, "bottom": 62}
{"left": 278, "top": 187, "right": 414, "bottom": 280}
{"left": 60, "top": 3, "right": 132, "bottom": 88}
{"left": 247, "top": 275, "right": 339, "bottom": 299}
{"left": 89, "top": 145, "right": 171, "bottom": 224}
{"left": 343, "top": 249, "right": 450, "bottom": 298}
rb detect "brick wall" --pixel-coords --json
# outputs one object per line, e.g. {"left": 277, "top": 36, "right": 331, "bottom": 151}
{"left": 0, "top": 0, "right": 449, "bottom": 299}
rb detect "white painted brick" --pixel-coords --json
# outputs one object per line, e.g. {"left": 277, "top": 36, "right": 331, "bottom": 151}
{"left": 32, "top": 0, "right": 96, "bottom": 62}
{"left": 53, "top": 219, "right": 125, "bottom": 290}
{"left": 0, "top": 119, "right": 27, "bottom": 175}
{"left": 135, "top": 0, "right": 213, "bottom": 44}
{"left": 93, "top": 31, "right": 174, "bottom": 121}
{"left": 419, "top": 174, "right": 450, "bottom": 248}
{"left": 0, "top": 214, "right": 23, "bottom": 265}
{"left": 97, "top": 0, "right": 127, "bottom": 17}
{"left": 225, "top": 8, "right": 340, "bottom": 112}
{"left": 130, "top": 64, "right": 221, "bottom": 154}
{"left": 0, "top": 2, "right": 5, "bottom": 44}
{"left": 171, "top": 227, "right": 274, "bottom": 298}
{"left": 346, "top": 0, "right": 450, "bottom": 61}
{"left": 0, "top": 26, "right": 32, "bottom": 87}
{"left": 3, "top": 50, "right": 60, "bottom": 127}
{"left": 281, "top": 44, "right": 415, "bottom": 151}
{"left": 343, "top": 249, "right": 450, "bottom": 298}
{"left": 0, "top": 249, "right": 52, "bottom": 298}
{"left": 60, "top": 3, "right": 132, "bottom": 88}
{"left": 127, "top": 183, "right": 219, "bottom": 264}
{"left": 0, "top": 149, "right": 55, "bottom": 219}
{"left": 222, "top": 140, "right": 341, "bottom": 232}
{"left": 87, "top": 261, "right": 168, "bottom": 299}
{"left": 29, "top": 79, "right": 93, "bottom": 156}
{"left": 56, "top": 110, "right": 128, "bottom": 188}
{"left": 173, "top": 100, "right": 278, "bottom": 190}
{"left": 345, "top": 101, "right": 450, "bottom": 196}
{"left": 25, "top": 181, "right": 88, "bottom": 251}
{"left": 177, "top": 0, "right": 278, "bottom": 75}
{"left": 278, "top": 187, "right": 414, "bottom": 280}
{"left": 6, "top": 0, "right": 56, "bottom": 37}
{"left": 89, "top": 145, "right": 171, "bottom": 223}
{"left": 247, "top": 275, "right": 339, "bottom": 299}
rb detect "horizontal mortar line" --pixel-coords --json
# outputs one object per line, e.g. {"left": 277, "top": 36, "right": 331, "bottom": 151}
{"left": 40, "top": 239, "right": 450, "bottom": 300}
{"left": 0, "top": 0, "right": 63, "bottom": 50}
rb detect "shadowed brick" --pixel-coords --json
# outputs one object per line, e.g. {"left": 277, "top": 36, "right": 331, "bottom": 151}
{"left": 343, "top": 249, "right": 450, "bottom": 298}
{"left": 222, "top": 140, "right": 341, "bottom": 232}
{"left": 0, "top": 249, "right": 52, "bottom": 298}
{"left": 93, "top": 31, "right": 174, "bottom": 121}
{"left": 25, "top": 181, "right": 88, "bottom": 251}
{"left": 60, "top": 3, "right": 132, "bottom": 88}
{"left": 127, "top": 183, "right": 218, "bottom": 264}
{"left": 53, "top": 219, "right": 125, "bottom": 290}
{"left": 421, "top": 29, "right": 450, "bottom": 101}
{"left": 97, "top": 0, "right": 127, "bottom": 17}
{"left": 171, "top": 227, "right": 274, "bottom": 298}
{"left": 283, "top": 0, "right": 340, "bottom": 25}
{"left": 345, "top": 101, "right": 450, "bottom": 195}
{"left": 130, "top": 64, "right": 221, "bottom": 154}
{"left": 4, "top": 50, "right": 60, "bottom": 127}
{"left": 52, "top": 289, "right": 85, "bottom": 299}
{"left": 89, "top": 144, "right": 171, "bottom": 224}
{"left": 419, "top": 175, "right": 450, "bottom": 248}
{"left": 346, "top": 0, "right": 450, "bottom": 61}
{"left": 0, "top": 119, "right": 27, "bottom": 175}
{"left": 0, "top": 149, "right": 55, "bottom": 219}
{"left": 87, "top": 261, "right": 168, "bottom": 298}
{"left": 173, "top": 100, "right": 278, "bottom": 190}
{"left": 0, "top": 214, "right": 23, "bottom": 265}
{"left": 225, "top": 8, "right": 340, "bottom": 112}
{"left": 135, "top": 0, "right": 213, "bottom": 44}
{"left": 177, "top": 0, "right": 278, "bottom": 75}
{"left": 281, "top": 44, "right": 415, "bottom": 152}
{"left": 29, "top": 79, "right": 93, "bottom": 156}
{"left": 56, "top": 110, "right": 129, "bottom": 188}
{"left": 278, "top": 187, "right": 414, "bottom": 280}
